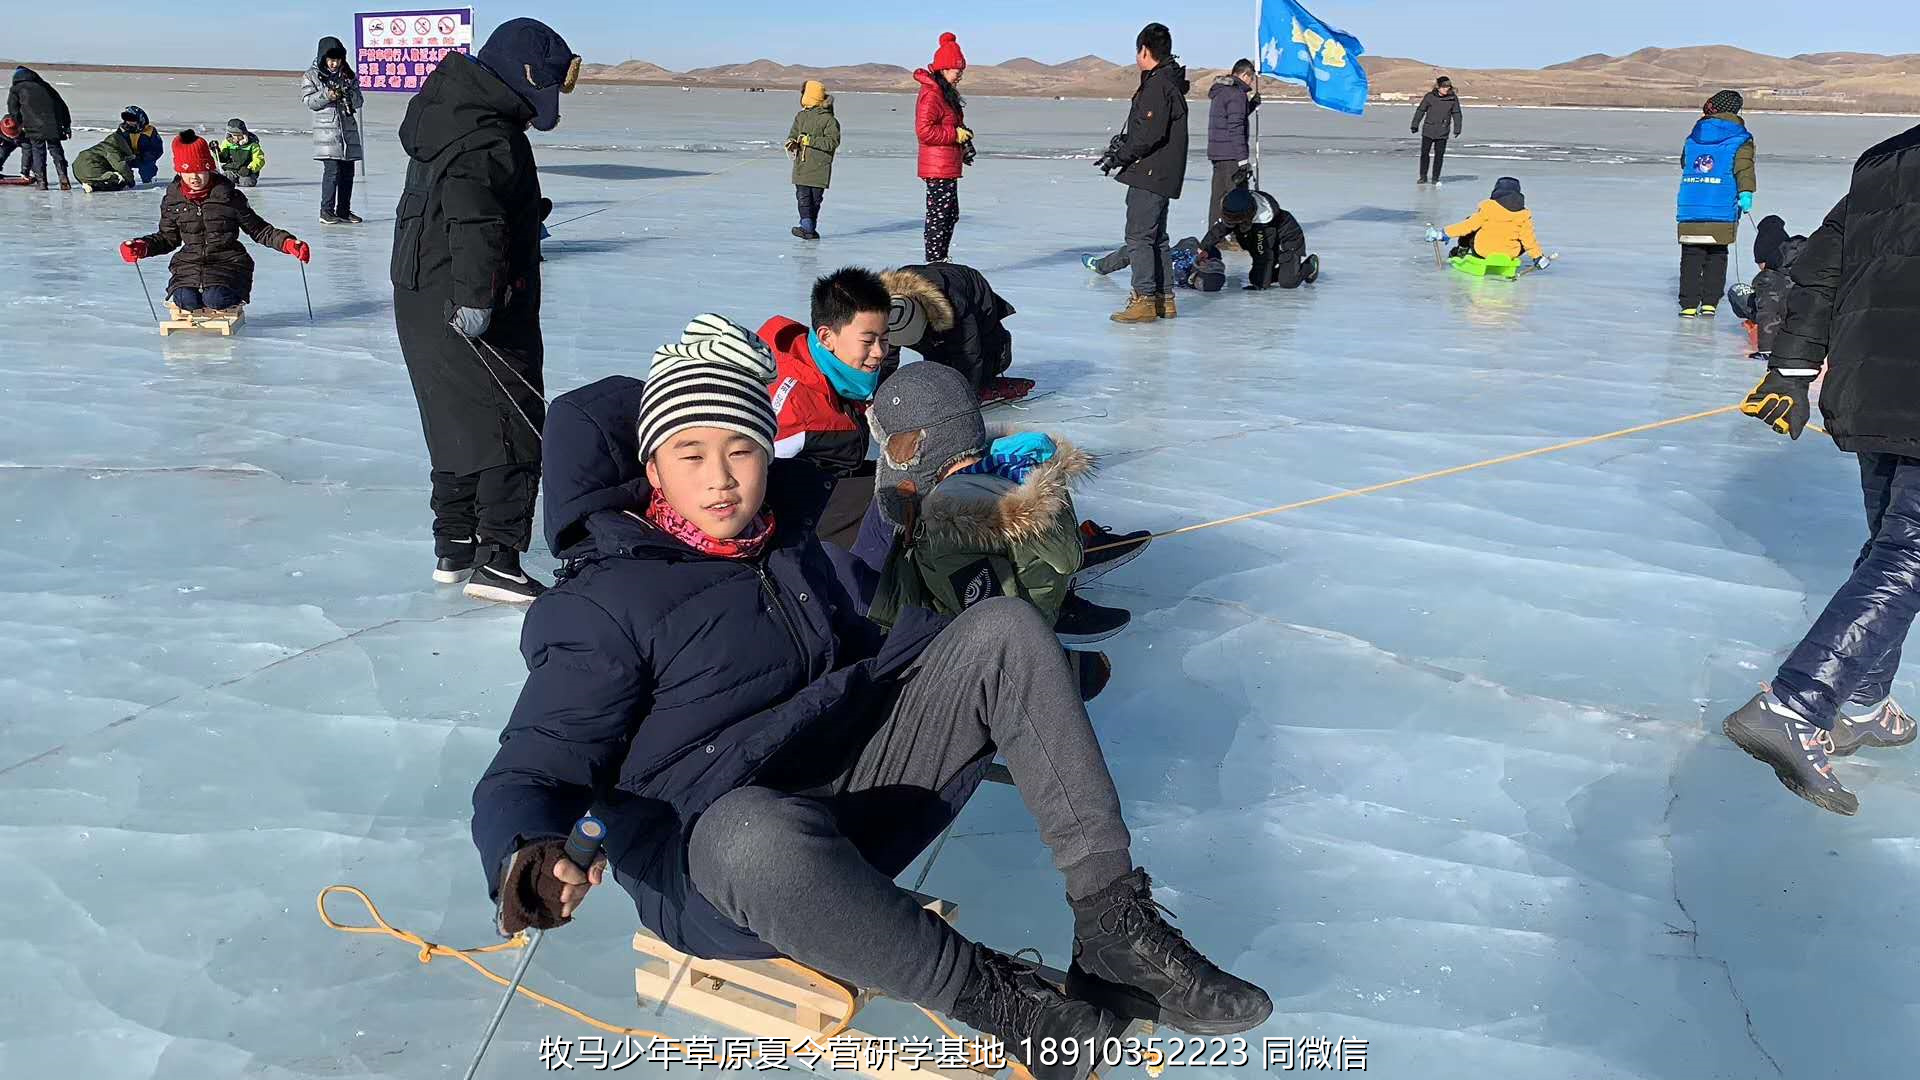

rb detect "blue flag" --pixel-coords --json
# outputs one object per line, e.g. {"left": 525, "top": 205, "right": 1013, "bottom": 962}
{"left": 1257, "top": 0, "right": 1369, "bottom": 116}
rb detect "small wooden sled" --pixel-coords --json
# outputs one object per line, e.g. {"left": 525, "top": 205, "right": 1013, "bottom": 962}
{"left": 160, "top": 302, "right": 245, "bottom": 337}
{"left": 633, "top": 887, "right": 1162, "bottom": 1080}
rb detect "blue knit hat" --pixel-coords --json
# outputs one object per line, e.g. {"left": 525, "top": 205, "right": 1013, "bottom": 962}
{"left": 476, "top": 18, "right": 581, "bottom": 132}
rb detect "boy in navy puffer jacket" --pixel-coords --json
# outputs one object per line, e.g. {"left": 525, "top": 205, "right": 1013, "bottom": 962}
{"left": 471, "top": 315, "right": 1271, "bottom": 1080}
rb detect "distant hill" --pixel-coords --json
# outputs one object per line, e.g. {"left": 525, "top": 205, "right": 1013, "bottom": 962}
{"left": 579, "top": 45, "right": 1920, "bottom": 111}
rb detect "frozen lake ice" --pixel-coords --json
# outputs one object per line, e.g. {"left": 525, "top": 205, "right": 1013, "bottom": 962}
{"left": 2, "top": 72, "right": 1916, "bottom": 1080}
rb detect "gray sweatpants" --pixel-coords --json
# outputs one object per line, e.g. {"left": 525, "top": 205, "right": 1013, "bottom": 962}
{"left": 1125, "top": 186, "right": 1172, "bottom": 297}
{"left": 687, "top": 597, "right": 1134, "bottom": 1013}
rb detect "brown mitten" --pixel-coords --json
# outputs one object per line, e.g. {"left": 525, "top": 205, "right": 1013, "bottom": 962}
{"left": 496, "top": 839, "right": 572, "bottom": 936}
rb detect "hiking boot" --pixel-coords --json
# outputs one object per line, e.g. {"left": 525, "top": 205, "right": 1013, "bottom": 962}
{"left": 1070, "top": 649, "right": 1112, "bottom": 702}
{"left": 1155, "top": 292, "right": 1178, "bottom": 319}
{"left": 58, "top": 175, "right": 72, "bottom": 191}
{"left": 463, "top": 546, "right": 547, "bottom": 604}
{"left": 1072, "top": 520, "right": 1151, "bottom": 588}
{"left": 433, "top": 537, "right": 479, "bottom": 584}
{"left": 1830, "top": 699, "right": 1918, "bottom": 757}
{"left": 1722, "top": 692, "right": 1858, "bottom": 815}
{"left": 1055, "top": 591, "right": 1129, "bottom": 645}
{"left": 947, "top": 947, "right": 1126, "bottom": 1080}
{"left": 339, "top": 210, "right": 364, "bottom": 225}
{"left": 1302, "top": 253, "right": 1321, "bottom": 284}
{"left": 320, "top": 210, "right": 343, "bottom": 225}
{"left": 1067, "top": 869, "right": 1274, "bottom": 1035}
{"left": 1110, "top": 293, "right": 1159, "bottom": 323}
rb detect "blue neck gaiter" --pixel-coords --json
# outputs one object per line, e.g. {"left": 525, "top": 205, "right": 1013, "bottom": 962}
{"left": 808, "top": 331, "right": 879, "bottom": 402}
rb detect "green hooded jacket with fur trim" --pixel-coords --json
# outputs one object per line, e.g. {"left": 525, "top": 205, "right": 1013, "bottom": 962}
{"left": 868, "top": 433, "right": 1090, "bottom": 628}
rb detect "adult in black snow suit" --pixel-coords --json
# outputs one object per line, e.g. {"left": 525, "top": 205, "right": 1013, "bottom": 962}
{"left": 1410, "top": 76, "right": 1462, "bottom": 184}
{"left": 1724, "top": 121, "right": 1920, "bottom": 816}
{"left": 391, "top": 17, "right": 579, "bottom": 604}
{"left": 7, "top": 66, "right": 72, "bottom": 189}
{"left": 880, "top": 262, "right": 1017, "bottom": 394}
{"left": 1096, "top": 23, "right": 1188, "bottom": 323}
{"left": 1202, "top": 188, "right": 1318, "bottom": 289}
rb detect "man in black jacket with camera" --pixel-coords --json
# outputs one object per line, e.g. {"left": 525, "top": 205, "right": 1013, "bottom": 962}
{"left": 1723, "top": 121, "right": 1920, "bottom": 815}
{"left": 1096, "top": 23, "right": 1188, "bottom": 324}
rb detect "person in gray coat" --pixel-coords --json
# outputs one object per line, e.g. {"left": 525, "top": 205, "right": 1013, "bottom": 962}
{"left": 1410, "top": 76, "right": 1462, "bottom": 185}
{"left": 301, "top": 35, "right": 365, "bottom": 224}
{"left": 1204, "top": 58, "right": 1258, "bottom": 230}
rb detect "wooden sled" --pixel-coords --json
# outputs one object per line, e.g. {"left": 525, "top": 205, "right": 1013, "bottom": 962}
{"left": 633, "top": 888, "right": 1162, "bottom": 1080}
{"left": 160, "top": 302, "right": 245, "bottom": 337}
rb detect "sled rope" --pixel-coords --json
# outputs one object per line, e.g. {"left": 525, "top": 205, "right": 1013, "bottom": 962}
{"left": 317, "top": 885, "right": 1025, "bottom": 1074}
{"left": 1085, "top": 404, "right": 1742, "bottom": 555}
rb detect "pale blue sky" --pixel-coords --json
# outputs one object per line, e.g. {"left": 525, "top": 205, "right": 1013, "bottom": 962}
{"left": 7, "top": 1, "right": 1915, "bottom": 71}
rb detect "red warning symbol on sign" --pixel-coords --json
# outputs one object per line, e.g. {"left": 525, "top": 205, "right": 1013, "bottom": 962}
{"left": 438, "top": 16, "right": 455, "bottom": 34}
{"left": 414, "top": 16, "right": 431, "bottom": 34}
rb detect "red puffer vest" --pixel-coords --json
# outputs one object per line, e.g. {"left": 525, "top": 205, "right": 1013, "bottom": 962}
{"left": 913, "top": 69, "right": 964, "bottom": 181}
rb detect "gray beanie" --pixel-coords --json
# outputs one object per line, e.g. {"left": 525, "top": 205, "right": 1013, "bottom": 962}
{"left": 868, "top": 361, "right": 988, "bottom": 528}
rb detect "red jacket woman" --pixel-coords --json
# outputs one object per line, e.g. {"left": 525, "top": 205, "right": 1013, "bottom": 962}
{"left": 914, "top": 69, "right": 964, "bottom": 180}
{"left": 914, "top": 33, "right": 970, "bottom": 262}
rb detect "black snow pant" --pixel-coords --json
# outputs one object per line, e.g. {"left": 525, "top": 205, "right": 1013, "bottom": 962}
{"left": 1773, "top": 453, "right": 1920, "bottom": 730}
{"left": 26, "top": 140, "right": 67, "bottom": 181}
{"left": 924, "top": 178, "right": 959, "bottom": 262}
{"left": 795, "top": 185, "right": 824, "bottom": 230}
{"left": 1678, "top": 243, "right": 1729, "bottom": 310}
{"left": 0, "top": 134, "right": 19, "bottom": 173}
{"left": 321, "top": 158, "right": 355, "bottom": 216}
{"left": 1124, "top": 185, "right": 1172, "bottom": 297}
{"left": 394, "top": 286, "right": 546, "bottom": 554}
{"left": 1208, "top": 159, "right": 1241, "bottom": 232}
{"left": 686, "top": 597, "right": 1134, "bottom": 1013}
{"left": 1420, "top": 136, "right": 1448, "bottom": 182}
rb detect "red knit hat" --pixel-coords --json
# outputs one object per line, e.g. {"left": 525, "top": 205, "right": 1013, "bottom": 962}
{"left": 931, "top": 32, "right": 966, "bottom": 72}
{"left": 172, "top": 129, "right": 217, "bottom": 174}
{"left": 0, "top": 114, "right": 18, "bottom": 139}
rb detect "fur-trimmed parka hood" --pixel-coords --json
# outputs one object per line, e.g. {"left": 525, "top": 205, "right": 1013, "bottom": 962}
{"left": 882, "top": 267, "right": 957, "bottom": 335}
{"left": 919, "top": 431, "right": 1092, "bottom": 549}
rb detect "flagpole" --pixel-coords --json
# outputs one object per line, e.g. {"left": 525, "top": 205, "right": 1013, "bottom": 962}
{"left": 1252, "top": 0, "right": 1262, "bottom": 189}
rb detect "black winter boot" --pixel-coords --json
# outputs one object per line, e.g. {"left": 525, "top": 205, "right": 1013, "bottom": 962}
{"left": 1722, "top": 692, "right": 1858, "bottom": 815}
{"left": 1066, "top": 869, "right": 1273, "bottom": 1035}
{"left": 948, "top": 948, "right": 1125, "bottom": 1080}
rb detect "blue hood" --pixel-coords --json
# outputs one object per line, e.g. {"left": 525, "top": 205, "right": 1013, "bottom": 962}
{"left": 1688, "top": 115, "right": 1748, "bottom": 146}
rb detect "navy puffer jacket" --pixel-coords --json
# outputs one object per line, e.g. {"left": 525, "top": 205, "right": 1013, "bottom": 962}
{"left": 471, "top": 375, "right": 947, "bottom": 959}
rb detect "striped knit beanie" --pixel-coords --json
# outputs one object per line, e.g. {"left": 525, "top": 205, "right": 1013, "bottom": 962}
{"left": 636, "top": 314, "right": 780, "bottom": 461}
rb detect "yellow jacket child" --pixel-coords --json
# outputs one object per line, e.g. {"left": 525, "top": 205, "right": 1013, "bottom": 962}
{"left": 1443, "top": 176, "right": 1542, "bottom": 261}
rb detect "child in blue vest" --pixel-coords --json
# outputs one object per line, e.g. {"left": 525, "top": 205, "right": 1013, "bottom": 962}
{"left": 1675, "top": 90, "right": 1757, "bottom": 317}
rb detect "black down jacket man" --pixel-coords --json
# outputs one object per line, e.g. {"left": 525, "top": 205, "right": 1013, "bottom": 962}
{"left": 391, "top": 18, "right": 578, "bottom": 603}
{"left": 1724, "top": 121, "right": 1920, "bottom": 817}
{"left": 1098, "top": 23, "right": 1190, "bottom": 319}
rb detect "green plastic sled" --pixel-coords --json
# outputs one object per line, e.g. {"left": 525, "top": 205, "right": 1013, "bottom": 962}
{"left": 1449, "top": 252, "right": 1521, "bottom": 280}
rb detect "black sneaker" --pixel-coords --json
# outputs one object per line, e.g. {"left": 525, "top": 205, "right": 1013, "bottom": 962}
{"left": 1722, "top": 692, "right": 1858, "bottom": 815}
{"left": 463, "top": 547, "right": 547, "bottom": 604}
{"left": 1067, "top": 869, "right": 1273, "bottom": 1035}
{"left": 1302, "top": 253, "right": 1320, "bottom": 284}
{"left": 319, "top": 210, "right": 343, "bottom": 225}
{"left": 1830, "top": 699, "right": 1918, "bottom": 757}
{"left": 1069, "top": 649, "right": 1112, "bottom": 702}
{"left": 1055, "top": 592, "right": 1128, "bottom": 645}
{"left": 339, "top": 210, "right": 364, "bottom": 224}
{"left": 1072, "top": 520, "right": 1151, "bottom": 588}
{"left": 947, "top": 947, "right": 1126, "bottom": 1080}
{"left": 433, "top": 537, "right": 478, "bottom": 584}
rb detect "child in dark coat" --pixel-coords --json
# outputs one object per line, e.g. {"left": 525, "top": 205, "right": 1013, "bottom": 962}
{"left": 1727, "top": 214, "right": 1804, "bottom": 356}
{"left": 0, "top": 114, "right": 22, "bottom": 178}
{"left": 471, "top": 315, "right": 1271, "bottom": 1080}
{"left": 119, "top": 131, "right": 308, "bottom": 312}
